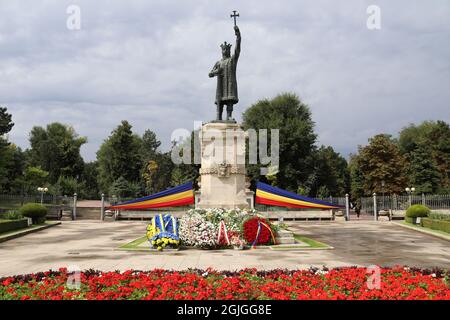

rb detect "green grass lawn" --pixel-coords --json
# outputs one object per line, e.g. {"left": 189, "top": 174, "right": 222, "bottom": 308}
{"left": 402, "top": 221, "right": 450, "bottom": 237}
{"left": 293, "top": 234, "right": 331, "bottom": 248}
{"left": 118, "top": 236, "right": 149, "bottom": 250}
{"left": 119, "top": 234, "right": 333, "bottom": 252}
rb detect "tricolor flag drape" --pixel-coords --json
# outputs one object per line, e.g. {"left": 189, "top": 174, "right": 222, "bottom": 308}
{"left": 256, "top": 182, "right": 341, "bottom": 209}
{"left": 109, "top": 182, "right": 194, "bottom": 210}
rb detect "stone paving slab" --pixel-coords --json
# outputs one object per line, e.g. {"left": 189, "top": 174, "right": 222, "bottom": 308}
{"left": 0, "top": 220, "right": 449, "bottom": 277}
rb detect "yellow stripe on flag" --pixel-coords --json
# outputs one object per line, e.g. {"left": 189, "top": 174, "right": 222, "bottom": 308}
{"left": 121, "top": 190, "right": 193, "bottom": 208}
{"left": 256, "top": 189, "right": 333, "bottom": 209}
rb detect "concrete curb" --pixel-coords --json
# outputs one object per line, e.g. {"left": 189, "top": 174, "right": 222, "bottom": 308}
{"left": 391, "top": 221, "right": 450, "bottom": 242}
{"left": 0, "top": 222, "right": 61, "bottom": 243}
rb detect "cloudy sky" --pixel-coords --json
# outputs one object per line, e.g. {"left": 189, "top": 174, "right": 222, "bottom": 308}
{"left": 1, "top": 0, "right": 449, "bottom": 161}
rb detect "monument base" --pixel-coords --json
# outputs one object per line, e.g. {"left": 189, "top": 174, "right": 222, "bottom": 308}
{"left": 196, "top": 122, "right": 250, "bottom": 209}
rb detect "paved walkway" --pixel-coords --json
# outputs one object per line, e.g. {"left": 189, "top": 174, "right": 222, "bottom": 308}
{"left": 0, "top": 221, "right": 448, "bottom": 277}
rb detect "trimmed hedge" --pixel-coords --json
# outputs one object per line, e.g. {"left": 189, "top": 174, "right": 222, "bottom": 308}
{"left": 421, "top": 218, "right": 450, "bottom": 233}
{"left": 0, "top": 219, "right": 28, "bottom": 234}
{"left": 405, "top": 216, "right": 415, "bottom": 224}
{"left": 428, "top": 212, "right": 450, "bottom": 221}
{"left": 405, "top": 205, "right": 430, "bottom": 218}
{"left": 19, "top": 203, "right": 47, "bottom": 224}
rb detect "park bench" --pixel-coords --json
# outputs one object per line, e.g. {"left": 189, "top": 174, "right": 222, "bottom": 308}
{"left": 46, "top": 206, "right": 63, "bottom": 220}
{"left": 389, "top": 209, "right": 405, "bottom": 220}
{"left": 377, "top": 209, "right": 391, "bottom": 221}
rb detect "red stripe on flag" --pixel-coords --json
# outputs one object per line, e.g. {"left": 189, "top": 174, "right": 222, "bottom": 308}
{"left": 255, "top": 196, "right": 337, "bottom": 209}
{"left": 110, "top": 196, "right": 194, "bottom": 210}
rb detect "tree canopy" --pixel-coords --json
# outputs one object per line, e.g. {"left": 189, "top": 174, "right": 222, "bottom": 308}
{"left": 398, "top": 121, "right": 450, "bottom": 192}
{"left": 243, "top": 93, "right": 317, "bottom": 193}
{"left": 1, "top": 101, "right": 449, "bottom": 200}
{"left": 352, "top": 134, "right": 408, "bottom": 195}
{"left": 28, "top": 123, "right": 86, "bottom": 183}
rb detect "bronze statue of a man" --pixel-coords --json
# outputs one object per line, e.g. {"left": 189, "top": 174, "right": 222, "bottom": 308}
{"left": 209, "top": 25, "right": 241, "bottom": 121}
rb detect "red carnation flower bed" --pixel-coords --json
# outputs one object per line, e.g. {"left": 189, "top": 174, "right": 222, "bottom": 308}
{"left": 243, "top": 217, "right": 273, "bottom": 245}
{"left": 1, "top": 266, "right": 449, "bottom": 300}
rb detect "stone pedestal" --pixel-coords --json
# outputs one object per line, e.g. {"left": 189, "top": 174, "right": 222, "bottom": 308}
{"left": 196, "top": 122, "right": 250, "bottom": 209}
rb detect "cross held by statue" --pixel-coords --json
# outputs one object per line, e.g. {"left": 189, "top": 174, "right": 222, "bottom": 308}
{"left": 230, "top": 10, "right": 239, "bottom": 26}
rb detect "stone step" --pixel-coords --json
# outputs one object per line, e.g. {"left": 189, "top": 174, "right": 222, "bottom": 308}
{"left": 276, "top": 237, "right": 296, "bottom": 244}
{"left": 276, "top": 229, "right": 293, "bottom": 236}
{"left": 276, "top": 229, "right": 296, "bottom": 244}
{"left": 61, "top": 210, "right": 73, "bottom": 221}
{"left": 277, "top": 229, "right": 294, "bottom": 237}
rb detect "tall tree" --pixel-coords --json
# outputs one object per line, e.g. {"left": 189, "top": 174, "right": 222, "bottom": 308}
{"left": 0, "top": 107, "right": 14, "bottom": 140}
{"left": 23, "top": 166, "right": 49, "bottom": 194}
{"left": 398, "top": 120, "right": 450, "bottom": 190}
{"left": 0, "top": 107, "right": 15, "bottom": 192}
{"left": 28, "top": 123, "right": 86, "bottom": 183}
{"left": 97, "top": 121, "right": 142, "bottom": 194}
{"left": 356, "top": 134, "right": 408, "bottom": 194}
{"left": 81, "top": 161, "right": 99, "bottom": 199}
{"left": 312, "top": 146, "right": 349, "bottom": 197}
{"left": 141, "top": 153, "right": 174, "bottom": 194}
{"left": 349, "top": 154, "right": 365, "bottom": 199}
{"left": 141, "top": 130, "right": 161, "bottom": 161}
{"left": 0, "top": 145, "right": 26, "bottom": 193}
{"left": 242, "top": 93, "right": 317, "bottom": 193}
{"left": 407, "top": 145, "right": 441, "bottom": 194}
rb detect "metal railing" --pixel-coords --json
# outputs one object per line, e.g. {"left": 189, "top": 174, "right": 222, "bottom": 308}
{"left": 0, "top": 194, "right": 69, "bottom": 208}
{"left": 360, "top": 194, "right": 450, "bottom": 214}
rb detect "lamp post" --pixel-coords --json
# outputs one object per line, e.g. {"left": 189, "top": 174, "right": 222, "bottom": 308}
{"left": 37, "top": 187, "right": 48, "bottom": 204}
{"left": 405, "top": 187, "right": 415, "bottom": 207}
{"left": 381, "top": 180, "right": 385, "bottom": 210}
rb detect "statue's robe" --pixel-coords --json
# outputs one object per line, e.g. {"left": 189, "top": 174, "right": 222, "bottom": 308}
{"left": 212, "top": 56, "right": 238, "bottom": 105}
{"left": 210, "top": 36, "right": 240, "bottom": 106}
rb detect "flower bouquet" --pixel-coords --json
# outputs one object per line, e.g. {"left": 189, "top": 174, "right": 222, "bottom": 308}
{"left": 179, "top": 211, "right": 218, "bottom": 249}
{"left": 146, "top": 214, "right": 180, "bottom": 251}
{"left": 243, "top": 216, "right": 276, "bottom": 247}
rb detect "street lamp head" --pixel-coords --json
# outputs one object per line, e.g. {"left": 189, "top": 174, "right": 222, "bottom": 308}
{"left": 37, "top": 187, "right": 42, "bottom": 192}
{"left": 411, "top": 187, "right": 415, "bottom": 192}
{"left": 405, "top": 187, "right": 410, "bottom": 192}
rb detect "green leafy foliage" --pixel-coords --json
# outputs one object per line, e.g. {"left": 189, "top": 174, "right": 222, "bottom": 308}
{"left": 97, "top": 121, "right": 143, "bottom": 195}
{"left": 2, "top": 210, "right": 22, "bottom": 220}
{"left": 399, "top": 121, "right": 450, "bottom": 193}
{"left": 405, "top": 204, "right": 430, "bottom": 218}
{"left": 243, "top": 93, "right": 317, "bottom": 193}
{"left": 312, "top": 146, "right": 349, "bottom": 196}
{"left": 421, "top": 218, "right": 450, "bottom": 233}
{"left": 352, "top": 134, "right": 408, "bottom": 195}
{"left": 23, "top": 166, "right": 49, "bottom": 194}
{"left": 428, "top": 212, "right": 450, "bottom": 221}
{"left": 19, "top": 203, "right": 48, "bottom": 224}
{"left": 0, "top": 107, "right": 15, "bottom": 192}
{"left": 28, "top": 123, "right": 86, "bottom": 184}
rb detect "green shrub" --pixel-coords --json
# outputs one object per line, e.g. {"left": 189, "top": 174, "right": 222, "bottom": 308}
{"left": 405, "top": 216, "right": 414, "bottom": 224}
{"left": 19, "top": 203, "right": 47, "bottom": 224}
{"left": 3, "top": 210, "right": 22, "bottom": 220}
{"left": 421, "top": 218, "right": 450, "bottom": 233}
{"left": 428, "top": 212, "right": 450, "bottom": 221}
{"left": 405, "top": 205, "right": 430, "bottom": 218}
{"left": 0, "top": 219, "right": 28, "bottom": 233}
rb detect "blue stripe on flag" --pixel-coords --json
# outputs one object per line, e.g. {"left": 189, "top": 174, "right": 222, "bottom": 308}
{"left": 256, "top": 181, "right": 338, "bottom": 207}
{"left": 115, "top": 182, "right": 193, "bottom": 206}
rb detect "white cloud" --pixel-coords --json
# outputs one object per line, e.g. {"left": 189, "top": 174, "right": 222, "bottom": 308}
{"left": 1, "top": 0, "right": 449, "bottom": 161}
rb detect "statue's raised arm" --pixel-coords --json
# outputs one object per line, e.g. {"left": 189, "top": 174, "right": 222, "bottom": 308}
{"left": 209, "top": 12, "right": 241, "bottom": 122}
{"left": 234, "top": 26, "right": 241, "bottom": 60}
